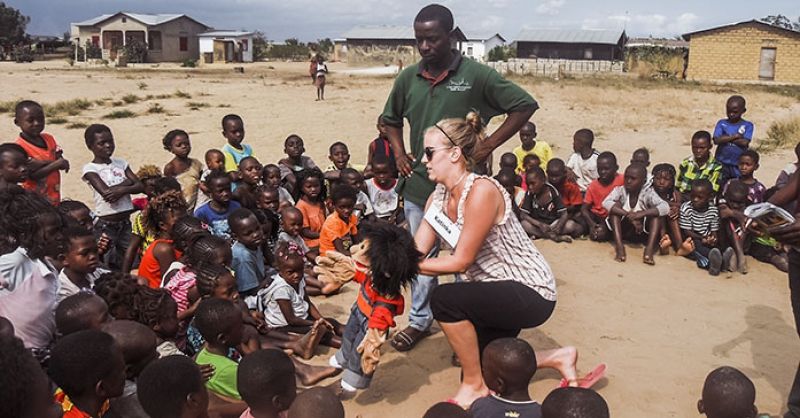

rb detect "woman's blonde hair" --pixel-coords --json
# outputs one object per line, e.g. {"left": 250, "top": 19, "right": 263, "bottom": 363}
{"left": 428, "top": 111, "right": 486, "bottom": 169}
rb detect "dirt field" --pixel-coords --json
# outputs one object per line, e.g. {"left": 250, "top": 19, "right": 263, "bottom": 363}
{"left": 2, "top": 60, "right": 799, "bottom": 417}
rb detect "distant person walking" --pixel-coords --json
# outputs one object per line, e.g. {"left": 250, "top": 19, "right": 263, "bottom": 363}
{"left": 315, "top": 55, "right": 328, "bottom": 101}
{"left": 309, "top": 55, "right": 318, "bottom": 84}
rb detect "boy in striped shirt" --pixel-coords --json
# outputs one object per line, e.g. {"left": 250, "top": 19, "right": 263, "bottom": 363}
{"left": 678, "top": 179, "right": 732, "bottom": 275}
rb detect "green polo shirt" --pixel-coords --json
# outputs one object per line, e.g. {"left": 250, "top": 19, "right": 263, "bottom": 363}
{"left": 381, "top": 53, "right": 538, "bottom": 206}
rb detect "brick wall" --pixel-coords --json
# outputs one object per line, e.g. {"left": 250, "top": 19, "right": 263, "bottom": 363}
{"left": 687, "top": 22, "right": 800, "bottom": 83}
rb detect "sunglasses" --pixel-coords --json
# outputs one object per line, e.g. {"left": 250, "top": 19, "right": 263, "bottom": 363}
{"left": 423, "top": 123, "right": 458, "bottom": 160}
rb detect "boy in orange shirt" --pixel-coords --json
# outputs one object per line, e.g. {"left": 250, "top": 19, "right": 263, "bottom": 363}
{"left": 14, "top": 100, "right": 69, "bottom": 205}
{"left": 319, "top": 185, "right": 359, "bottom": 256}
{"left": 580, "top": 152, "right": 623, "bottom": 242}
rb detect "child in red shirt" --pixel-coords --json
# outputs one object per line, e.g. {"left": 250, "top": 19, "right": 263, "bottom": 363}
{"left": 580, "top": 152, "right": 623, "bottom": 242}
{"left": 14, "top": 101, "right": 69, "bottom": 205}
{"left": 547, "top": 158, "right": 585, "bottom": 236}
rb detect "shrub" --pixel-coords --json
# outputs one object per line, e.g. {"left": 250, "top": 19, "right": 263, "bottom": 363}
{"left": 186, "top": 102, "right": 209, "bottom": 110}
{"left": 174, "top": 90, "right": 191, "bottom": 99}
{"left": 121, "top": 94, "right": 140, "bottom": 104}
{"left": 45, "top": 99, "right": 92, "bottom": 116}
{"left": 103, "top": 110, "right": 137, "bottom": 119}
{"left": 66, "top": 122, "right": 88, "bottom": 130}
{"left": 137, "top": 82, "right": 148, "bottom": 90}
{"left": 757, "top": 116, "right": 800, "bottom": 152}
{"left": 147, "top": 103, "right": 165, "bottom": 114}
{"left": 49, "top": 117, "right": 68, "bottom": 124}
{"left": 181, "top": 59, "right": 197, "bottom": 68}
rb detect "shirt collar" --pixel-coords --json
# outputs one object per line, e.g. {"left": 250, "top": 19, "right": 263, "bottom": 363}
{"left": 417, "top": 50, "right": 463, "bottom": 85}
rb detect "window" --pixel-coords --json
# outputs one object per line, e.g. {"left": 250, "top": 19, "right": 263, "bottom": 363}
{"left": 179, "top": 36, "right": 188, "bottom": 51}
{"left": 91, "top": 36, "right": 100, "bottom": 47}
{"left": 467, "top": 46, "right": 473, "bottom": 56}
{"left": 148, "top": 31, "right": 162, "bottom": 50}
{"left": 122, "top": 17, "right": 127, "bottom": 23}
{"left": 583, "top": 48, "right": 593, "bottom": 59}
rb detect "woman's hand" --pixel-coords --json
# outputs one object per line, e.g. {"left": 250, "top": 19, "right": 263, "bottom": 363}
{"left": 768, "top": 220, "right": 800, "bottom": 246}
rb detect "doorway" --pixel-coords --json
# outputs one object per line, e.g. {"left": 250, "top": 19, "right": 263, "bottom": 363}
{"left": 759, "top": 47, "right": 776, "bottom": 80}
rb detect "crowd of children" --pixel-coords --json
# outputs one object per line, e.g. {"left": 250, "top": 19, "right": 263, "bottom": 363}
{"left": 0, "top": 93, "right": 784, "bottom": 417}
{"left": 503, "top": 95, "right": 790, "bottom": 276}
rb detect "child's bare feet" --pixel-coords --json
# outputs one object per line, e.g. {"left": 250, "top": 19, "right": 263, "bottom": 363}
{"left": 554, "top": 234, "right": 573, "bottom": 243}
{"left": 293, "top": 360, "right": 341, "bottom": 386}
{"left": 659, "top": 234, "right": 672, "bottom": 255}
{"left": 738, "top": 257, "right": 749, "bottom": 274}
{"left": 291, "top": 320, "right": 325, "bottom": 360}
{"left": 614, "top": 248, "right": 626, "bottom": 262}
{"left": 643, "top": 254, "right": 655, "bottom": 265}
{"left": 676, "top": 237, "right": 694, "bottom": 256}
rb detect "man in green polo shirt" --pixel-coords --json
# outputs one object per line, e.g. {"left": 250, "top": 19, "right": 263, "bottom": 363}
{"left": 382, "top": 4, "right": 538, "bottom": 352}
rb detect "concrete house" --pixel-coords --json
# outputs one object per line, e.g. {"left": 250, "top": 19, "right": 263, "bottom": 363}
{"left": 459, "top": 32, "right": 505, "bottom": 62}
{"left": 199, "top": 31, "right": 254, "bottom": 63}
{"left": 514, "top": 29, "right": 626, "bottom": 61}
{"left": 682, "top": 20, "right": 800, "bottom": 83}
{"left": 70, "top": 12, "right": 211, "bottom": 63}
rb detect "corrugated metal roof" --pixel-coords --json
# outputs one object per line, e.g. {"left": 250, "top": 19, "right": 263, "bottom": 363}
{"left": 72, "top": 12, "right": 208, "bottom": 29}
{"left": 199, "top": 30, "right": 254, "bottom": 38}
{"left": 627, "top": 37, "right": 688, "bottom": 48}
{"left": 464, "top": 32, "right": 506, "bottom": 42}
{"left": 515, "top": 29, "right": 625, "bottom": 45}
{"left": 682, "top": 19, "right": 800, "bottom": 40}
{"left": 342, "top": 25, "right": 415, "bottom": 40}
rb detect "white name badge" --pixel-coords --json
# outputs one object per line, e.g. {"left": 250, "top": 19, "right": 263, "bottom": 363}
{"left": 424, "top": 206, "right": 461, "bottom": 248}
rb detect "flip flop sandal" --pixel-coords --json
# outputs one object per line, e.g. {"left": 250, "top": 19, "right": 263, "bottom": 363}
{"left": 445, "top": 398, "right": 469, "bottom": 409}
{"left": 390, "top": 328, "right": 430, "bottom": 352}
{"left": 559, "top": 363, "right": 607, "bottom": 389}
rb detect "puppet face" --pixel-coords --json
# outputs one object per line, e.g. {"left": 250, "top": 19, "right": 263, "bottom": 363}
{"left": 350, "top": 239, "right": 370, "bottom": 267}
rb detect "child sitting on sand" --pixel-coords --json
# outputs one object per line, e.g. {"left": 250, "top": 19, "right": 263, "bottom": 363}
{"left": 580, "top": 152, "right": 623, "bottom": 242}
{"left": 678, "top": 179, "right": 731, "bottom": 276}
{"left": 262, "top": 164, "right": 295, "bottom": 208}
{"left": 677, "top": 130, "right": 723, "bottom": 201}
{"left": 279, "top": 135, "right": 319, "bottom": 193}
{"left": 547, "top": 158, "right": 584, "bottom": 234}
{"left": 469, "top": 338, "right": 542, "bottom": 418}
{"left": 520, "top": 154, "right": 541, "bottom": 191}
{"left": 0, "top": 143, "right": 28, "bottom": 191}
{"left": 649, "top": 163, "right": 683, "bottom": 254}
{"left": 542, "top": 387, "right": 610, "bottom": 418}
{"left": 519, "top": 167, "right": 575, "bottom": 242}
{"left": 237, "top": 349, "right": 296, "bottom": 418}
{"left": 233, "top": 156, "right": 263, "bottom": 210}
{"left": 196, "top": 148, "right": 225, "bottom": 209}
{"left": 319, "top": 185, "right": 359, "bottom": 256}
{"left": 566, "top": 129, "right": 599, "bottom": 192}
{"left": 603, "top": 163, "right": 669, "bottom": 264}
{"left": 728, "top": 150, "right": 766, "bottom": 203}
{"left": 698, "top": 366, "right": 759, "bottom": 418}
{"left": 194, "top": 171, "right": 241, "bottom": 240}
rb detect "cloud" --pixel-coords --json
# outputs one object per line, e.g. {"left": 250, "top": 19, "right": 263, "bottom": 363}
{"left": 536, "top": 0, "right": 566, "bottom": 15}
{"left": 582, "top": 12, "right": 700, "bottom": 36}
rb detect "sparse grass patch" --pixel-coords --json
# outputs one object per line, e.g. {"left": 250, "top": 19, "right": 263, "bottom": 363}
{"left": 49, "top": 117, "right": 68, "bottom": 124}
{"left": 45, "top": 99, "right": 92, "bottom": 116}
{"left": 121, "top": 94, "right": 140, "bottom": 104}
{"left": 0, "top": 100, "right": 16, "bottom": 114}
{"left": 147, "top": 103, "right": 165, "bottom": 114}
{"left": 137, "top": 82, "right": 148, "bottom": 90}
{"left": 155, "top": 93, "right": 173, "bottom": 99}
{"left": 218, "top": 104, "right": 231, "bottom": 108}
{"left": 67, "top": 122, "right": 88, "bottom": 130}
{"left": 111, "top": 100, "right": 124, "bottom": 106}
{"left": 104, "top": 110, "right": 137, "bottom": 119}
{"left": 186, "top": 102, "right": 210, "bottom": 110}
{"left": 756, "top": 116, "right": 800, "bottom": 152}
{"left": 174, "top": 90, "right": 192, "bottom": 99}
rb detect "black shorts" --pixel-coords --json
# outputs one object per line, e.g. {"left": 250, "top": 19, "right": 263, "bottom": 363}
{"left": 432, "top": 280, "right": 555, "bottom": 355}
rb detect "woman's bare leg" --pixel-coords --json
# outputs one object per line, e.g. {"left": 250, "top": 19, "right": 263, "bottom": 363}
{"left": 439, "top": 320, "right": 489, "bottom": 406}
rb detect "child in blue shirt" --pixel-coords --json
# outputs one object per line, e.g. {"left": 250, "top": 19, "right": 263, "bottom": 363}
{"left": 229, "top": 208, "right": 268, "bottom": 297}
{"left": 713, "top": 95, "right": 754, "bottom": 184}
{"left": 194, "top": 170, "right": 241, "bottom": 240}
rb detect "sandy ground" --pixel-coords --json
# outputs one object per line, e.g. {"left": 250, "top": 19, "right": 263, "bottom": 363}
{"left": 2, "top": 60, "right": 799, "bottom": 417}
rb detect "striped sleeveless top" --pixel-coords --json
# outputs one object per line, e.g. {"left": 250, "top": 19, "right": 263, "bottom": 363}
{"left": 430, "top": 173, "right": 557, "bottom": 301}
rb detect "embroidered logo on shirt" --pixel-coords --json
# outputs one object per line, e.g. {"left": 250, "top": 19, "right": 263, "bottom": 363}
{"left": 446, "top": 78, "right": 472, "bottom": 92}
{"left": 505, "top": 411, "right": 520, "bottom": 418}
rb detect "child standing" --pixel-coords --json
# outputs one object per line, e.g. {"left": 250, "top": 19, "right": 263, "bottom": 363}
{"left": 713, "top": 95, "right": 754, "bottom": 184}
{"left": 366, "top": 153, "right": 404, "bottom": 224}
{"left": 163, "top": 129, "right": 203, "bottom": 212}
{"left": 82, "top": 124, "right": 144, "bottom": 270}
{"left": 513, "top": 121, "right": 552, "bottom": 174}
{"left": 14, "top": 100, "right": 69, "bottom": 205}
{"left": 315, "top": 55, "right": 328, "bottom": 101}
{"left": 565, "top": 129, "right": 599, "bottom": 192}
{"left": 194, "top": 171, "right": 242, "bottom": 240}
{"left": 233, "top": 156, "right": 264, "bottom": 209}
{"left": 677, "top": 130, "right": 723, "bottom": 200}
{"left": 294, "top": 168, "right": 327, "bottom": 250}
{"left": 603, "top": 164, "right": 669, "bottom": 264}
{"left": 366, "top": 116, "right": 395, "bottom": 178}
{"left": 0, "top": 143, "right": 28, "bottom": 191}
{"left": 580, "top": 152, "right": 623, "bottom": 242}
{"left": 469, "top": 338, "right": 542, "bottom": 418}
{"left": 319, "top": 185, "right": 359, "bottom": 256}
{"left": 237, "top": 349, "right": 296, "bottom": 418}
{"left": 279, "top": 135, "right": 319, "bottom": 192}
{"left": 221, "top": 114, "right": 255, "bottom": 176}
{"left": 229, "top": 208, "right": 267, "bottom": 297}
{"left": 57, "top": 227, "right": 109, "bottom": 303}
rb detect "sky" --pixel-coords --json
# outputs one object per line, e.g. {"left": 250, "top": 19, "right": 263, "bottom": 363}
{"left": 11, "top": 0, "right": 800, "bottom": 41}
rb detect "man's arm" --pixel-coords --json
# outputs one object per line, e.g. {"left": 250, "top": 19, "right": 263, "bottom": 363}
{"left": 472, "top": 108, "right": 535, "bottom": 164}
{"left": 385, "top": 125, "right": 413, "bottom": 177}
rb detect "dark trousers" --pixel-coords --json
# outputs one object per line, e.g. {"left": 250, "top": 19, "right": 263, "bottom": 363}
{"left": 786, "top": 250, "right": 800, "bottom": 417}
{"left": 94, "top": 217, "right": 132, "bottom": 271}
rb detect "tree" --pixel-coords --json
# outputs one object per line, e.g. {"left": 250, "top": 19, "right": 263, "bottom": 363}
{"left": 317, "top": 38, "right": 333, "bottom": 54}
{"left": 0, "top": 2, "right": 30, "bottom": 45}
{"left": 252, "top": 31, "right": 269, "bottom": 61}
{"left": 122, "top": 37, "right": 147, "bottom": 63}
{"left": 761, "top": 14, "right": 800, "bottom": 31}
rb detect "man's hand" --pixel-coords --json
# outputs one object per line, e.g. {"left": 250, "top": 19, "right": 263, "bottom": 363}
{"left": 769, "top": 220, "right": 800, "bottom": 247}
{"left": 394, "top": 152, "right": 413, "bottom": 178}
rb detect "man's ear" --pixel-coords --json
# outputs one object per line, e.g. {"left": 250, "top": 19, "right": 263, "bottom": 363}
{"left": 751, "top": 405, "right": 758, "bottom": 418}
{"left": 697, "top": 399, "right": 705, "bottom": 414}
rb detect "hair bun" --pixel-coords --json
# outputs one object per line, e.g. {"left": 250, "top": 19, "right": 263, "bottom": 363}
{"left": 465, "top": 111, "right": 483, "bottom": 136}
